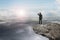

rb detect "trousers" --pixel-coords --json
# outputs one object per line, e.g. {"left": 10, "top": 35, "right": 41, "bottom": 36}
{"left": 39, "top": 19, "right": 42, "bottom": 24}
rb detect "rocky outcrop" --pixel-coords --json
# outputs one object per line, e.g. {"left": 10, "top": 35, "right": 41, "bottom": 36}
{"left": 33, "top": 23, "right": 60, "bottom": 40}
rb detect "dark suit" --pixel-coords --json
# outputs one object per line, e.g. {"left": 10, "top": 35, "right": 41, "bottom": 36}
{"left": 38, "top": 13, "right": 42, "bottom": 24}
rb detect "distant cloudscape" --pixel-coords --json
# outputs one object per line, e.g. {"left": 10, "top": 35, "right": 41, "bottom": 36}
{"left": 0, "top": 0, "right": 60, "bottom": 20}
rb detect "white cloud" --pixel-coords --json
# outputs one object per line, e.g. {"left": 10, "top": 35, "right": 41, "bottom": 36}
{"left": 49, "top": 10, "right": 60, "bottom": 16}
{"left": 47, "top": 0, "right": 60, "bottom": 17}
{"left": 55, "top": 0, "right": 60, "bottom": 10}
{"left": 0, "top": 9, "right": 16, "bottom": 20}
{"left": 0, "top": 8, "right": 29, "bottom": 21}
{"left": 56, "top": 0, "right": 60, "bottom": 4}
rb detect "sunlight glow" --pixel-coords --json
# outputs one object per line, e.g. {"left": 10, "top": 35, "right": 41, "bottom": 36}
{"left": 16, "top": 9, "right": 26, "bottom": 17}
{"left": 14, "top": 9, "right": 28, "bottom": 21}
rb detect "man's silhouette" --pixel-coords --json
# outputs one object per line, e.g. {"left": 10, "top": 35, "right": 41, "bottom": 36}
{"left": 38, "top": 12, "right": 42, "bottom": 24}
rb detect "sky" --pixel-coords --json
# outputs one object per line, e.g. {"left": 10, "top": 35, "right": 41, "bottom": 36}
{"left": 0, "top": 0, "right": 60, "bottom": 20}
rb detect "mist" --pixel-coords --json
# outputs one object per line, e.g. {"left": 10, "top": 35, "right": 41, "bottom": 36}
{"left": 0, "top": 22, "right": 49, "bottom": 40}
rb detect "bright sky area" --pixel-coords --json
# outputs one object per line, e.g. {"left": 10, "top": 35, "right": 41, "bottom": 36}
{"left": 0, "top": 0, "right": 60, "bottom": 20}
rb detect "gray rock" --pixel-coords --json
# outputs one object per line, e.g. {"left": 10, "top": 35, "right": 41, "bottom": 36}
{"left": 33, "top": 23, "right": 60, "bottom": 40}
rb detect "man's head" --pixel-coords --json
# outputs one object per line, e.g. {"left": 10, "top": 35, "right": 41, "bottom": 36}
{"left": 38, "top": 12, "right": 41, "bottom": 15}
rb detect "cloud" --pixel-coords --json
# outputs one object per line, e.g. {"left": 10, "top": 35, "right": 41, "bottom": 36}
{"left": 56, "top": 0, "right": 60, "bottom": 4}
{"left": 55, "top": 0, "right": 60, "bottom": 10}
{"left": 0, "top": 9, "right": 16, "bottom": 20}
{"left": 48, "top": 10, "right": 60, "bottom": 17}
{"left": 45, "top": 0, "right": 60, "bottom": 18}
{"left": 0, "top": 8, "right": 29, "bottom": 21}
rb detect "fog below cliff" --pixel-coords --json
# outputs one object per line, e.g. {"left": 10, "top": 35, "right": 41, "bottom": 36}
{"left": 0, "top": 19, "right": 60, "bottom": 40}
{"left": 0, "top": 21, "right": 49, "bottom": 40}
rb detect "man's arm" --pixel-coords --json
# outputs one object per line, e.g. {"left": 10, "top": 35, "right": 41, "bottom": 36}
{"left": 38, "top": 13, "right": 40, "bottom": 15}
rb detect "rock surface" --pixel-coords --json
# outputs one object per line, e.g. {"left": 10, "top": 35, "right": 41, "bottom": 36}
{"left": 33, "top": 23, "right": 60, "bottom": 40}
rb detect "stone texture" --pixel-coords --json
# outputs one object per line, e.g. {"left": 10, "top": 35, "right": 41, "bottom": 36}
{"left": 33, "top": 23, "right": 60, "bottom": 40}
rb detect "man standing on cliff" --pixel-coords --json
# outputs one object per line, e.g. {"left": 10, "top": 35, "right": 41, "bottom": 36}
{"left": 38, "top": 12, "right": 43, "bottom": 24}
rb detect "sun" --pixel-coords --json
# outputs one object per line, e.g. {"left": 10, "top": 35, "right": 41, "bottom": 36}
{"left": 15, "top": 9, "right": 28, "bottom": 20}
{"left": 15, "top": 9, "right": 26, "bottom": 17}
